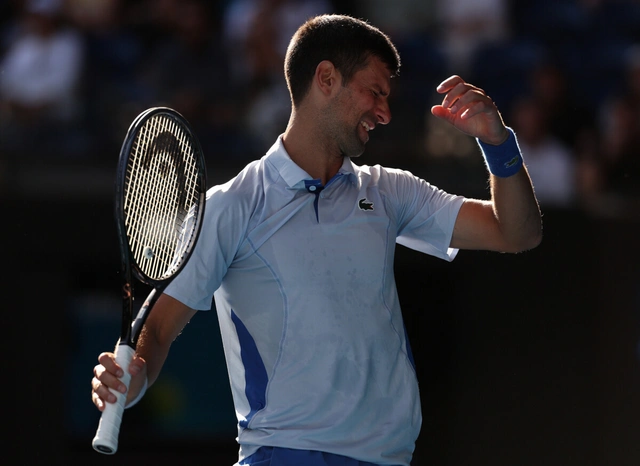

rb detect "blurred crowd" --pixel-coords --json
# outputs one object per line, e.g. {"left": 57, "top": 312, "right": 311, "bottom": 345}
{"left": 1, "top": 0, "right": 639, "bottom": 217}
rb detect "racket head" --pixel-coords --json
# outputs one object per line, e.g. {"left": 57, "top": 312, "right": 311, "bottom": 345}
{"left": 115, "top": 107, "right": 207, "bottom": 288}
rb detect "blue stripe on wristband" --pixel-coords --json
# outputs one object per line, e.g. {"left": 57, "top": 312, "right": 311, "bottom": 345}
{"left": 477, "top": 127, "right": 523, "bottom": 178}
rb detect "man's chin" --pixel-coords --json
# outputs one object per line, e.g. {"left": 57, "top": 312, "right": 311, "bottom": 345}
{"left": 343, "top": 140, "right": 366, "bottom": 158}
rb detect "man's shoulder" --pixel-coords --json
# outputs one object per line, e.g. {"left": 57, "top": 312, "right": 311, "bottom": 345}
{"left": 210, "top": 157, "right": 268, "bottom": 192}
{"left": 352, "top": 162, "right": 418, "bottom": 186}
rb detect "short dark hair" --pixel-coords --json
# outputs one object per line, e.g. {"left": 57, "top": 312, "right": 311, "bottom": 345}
{"left": 284, "top": 15, "right": 401, "bottom": 107}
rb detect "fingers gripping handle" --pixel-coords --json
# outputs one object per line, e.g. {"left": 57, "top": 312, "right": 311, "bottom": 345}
{"left": 92, "top": 344, "right": 136, "bottom": 454}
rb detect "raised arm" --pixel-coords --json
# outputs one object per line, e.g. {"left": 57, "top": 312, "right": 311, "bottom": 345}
{"left": 431, "top": 75, "right": 542, "bottom": 253}
{"left": 91, "top": 294, "right": 196, "bottom": 410}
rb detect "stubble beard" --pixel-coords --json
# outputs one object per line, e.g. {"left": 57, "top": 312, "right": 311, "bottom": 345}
{"left": 329, "top": 109, "right": 366, "bottom": 158}
{"left": 324, "top": 96, "right": 366, "bottom": 159}
{"left": 339, "top": 125, "right": 366, "bottom": 158}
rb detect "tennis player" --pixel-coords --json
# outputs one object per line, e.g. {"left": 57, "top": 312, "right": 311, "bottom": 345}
{"left": 91, "top": 14, "right": 542, "bottom": 466}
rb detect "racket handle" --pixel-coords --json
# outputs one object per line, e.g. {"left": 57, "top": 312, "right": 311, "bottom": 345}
{"left": 92, "top": 343, "right": 136, "bottom": 454}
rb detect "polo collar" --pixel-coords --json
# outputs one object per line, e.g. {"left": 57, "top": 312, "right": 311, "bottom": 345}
{"left": 266, "top": 135, "right": 358, "bottom": 189}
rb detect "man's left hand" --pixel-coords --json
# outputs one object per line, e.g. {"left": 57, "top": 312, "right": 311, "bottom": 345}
{"left": 431, "top": 75, "right": 508, "bottom": 146}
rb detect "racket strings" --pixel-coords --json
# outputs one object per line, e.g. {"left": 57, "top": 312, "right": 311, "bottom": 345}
{"left": 123, "top": 114, "right": 203, "bottom": 280}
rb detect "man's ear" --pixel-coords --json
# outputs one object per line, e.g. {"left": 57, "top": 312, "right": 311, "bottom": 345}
{"left": 314, "top": 60, "right": 340, "bottom": 97}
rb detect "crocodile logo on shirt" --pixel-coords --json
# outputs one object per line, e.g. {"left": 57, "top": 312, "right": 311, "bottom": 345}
{"left": 358, "top": 198, "right": 374, "bottom": 211}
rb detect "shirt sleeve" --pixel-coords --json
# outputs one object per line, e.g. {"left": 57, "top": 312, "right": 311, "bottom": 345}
{"left": 164, "top": 181, "right": 250, "bottom": 310}
{"left": 379, "top": 167, "right": 465, "bottom": 262}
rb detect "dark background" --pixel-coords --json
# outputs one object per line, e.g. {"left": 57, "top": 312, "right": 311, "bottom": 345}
{"left": 3, "top": 0, "right": 640, "bottom": 465}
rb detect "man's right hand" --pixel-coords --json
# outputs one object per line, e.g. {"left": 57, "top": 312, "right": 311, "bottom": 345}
{"left": 91, "top": 351, "right": 147, "bottom": 411}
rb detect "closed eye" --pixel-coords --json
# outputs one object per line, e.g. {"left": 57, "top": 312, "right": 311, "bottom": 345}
{"left": 372, "top": 88, "right": 389, "bottom": 98}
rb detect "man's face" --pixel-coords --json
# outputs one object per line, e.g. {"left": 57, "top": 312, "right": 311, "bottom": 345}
{"left": 324, "top": 56, "right": 392, "bottom": 158}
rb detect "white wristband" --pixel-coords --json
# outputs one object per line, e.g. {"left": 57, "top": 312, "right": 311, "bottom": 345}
{"left": 124, "top": 376, "right": 148, "bottom": 409}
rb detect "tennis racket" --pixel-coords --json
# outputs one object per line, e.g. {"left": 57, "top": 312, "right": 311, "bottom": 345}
{"left": 92, "top": 107, "right": 207, "bottom": 454}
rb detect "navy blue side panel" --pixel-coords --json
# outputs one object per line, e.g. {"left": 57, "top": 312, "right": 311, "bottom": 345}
{"left": 403, "top": 324, "right": 416, "bottom": 371}
{"left": 231, "top": 309, "right": 269, "bottom": 428}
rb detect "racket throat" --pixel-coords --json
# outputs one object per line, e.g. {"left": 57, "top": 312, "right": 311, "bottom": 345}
{"left": 131, "top": 287, "right": 159, "bottom": 346}
{"left": 120, "top": 281, "right": 135, "bottom": 344}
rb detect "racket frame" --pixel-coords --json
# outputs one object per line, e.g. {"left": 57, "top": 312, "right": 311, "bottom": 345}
{"left": 114, "top": 107, "right": 207, "bottom": 347}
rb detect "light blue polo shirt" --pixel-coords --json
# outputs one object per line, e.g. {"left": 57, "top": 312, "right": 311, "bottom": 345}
{"left": 164, "top": 136, "right": 465, "bottom": 465}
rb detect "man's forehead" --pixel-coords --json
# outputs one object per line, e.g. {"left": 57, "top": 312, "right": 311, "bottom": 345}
{"left": 357, "top": 57, "right": 392, "bottom": 87}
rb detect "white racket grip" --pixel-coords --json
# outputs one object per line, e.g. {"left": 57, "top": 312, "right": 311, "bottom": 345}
{"left": 92, "top": 344, "right": 136, "bottom": 454}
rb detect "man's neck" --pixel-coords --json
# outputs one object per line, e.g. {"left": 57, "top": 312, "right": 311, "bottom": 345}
{"left": 282, "top": 111, "right": 344, "bottom": 185}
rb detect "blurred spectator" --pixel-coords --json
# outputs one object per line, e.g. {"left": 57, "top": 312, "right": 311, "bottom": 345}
{"left": 573, "top": 126, "right": 603, "bottom": 211}
{"left": 223, "top": 0, "right": 332, "bottom": 84}
{"left": 355, "top": 0, "right": 437, "bottom": 41}
{"left": 576, "top": 44, "right": 640, "bottom": 217}
{"left": 597, "top": 95, "right": 640, "bottom": 201}
{"left": 0, "top": 0, "right": 85, "bottom": 157}
{"left": 423, "top": 109, "right": 479, "bottom": 167}
{"left": 66, "top": 0, "right": 147, "bottom": 156}
{"left": 355, "top": 0, "right": 447, "bottom": 169}
{"left": 421, "top": 110, "right": 488, "bottom": 199}
{"left": 222, "top": 0, "right": 332, "bottom": 147}
{"left": 527, "top": 60, "right": 595, "bottom": 151}
{"left": 134, "top": 0, "right": 257, "bottom": 169}
{"left": 435, "top": 0, "right": 509, "bottom": 75}
{"left": 510, "top": 96, "right": 577, "bottom": 208}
